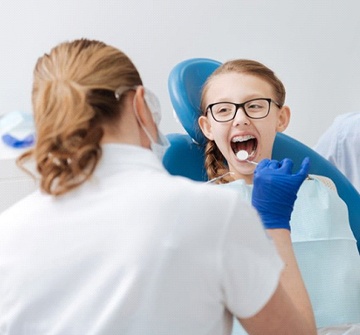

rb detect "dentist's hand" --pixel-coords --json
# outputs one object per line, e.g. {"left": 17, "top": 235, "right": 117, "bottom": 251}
{"left": 251, "top": 157, "right": 310, "bottom": 230}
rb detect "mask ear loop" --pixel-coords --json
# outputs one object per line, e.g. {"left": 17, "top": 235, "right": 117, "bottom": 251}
{"left": 144, "top": 88, "right": 162, "bottom": 125}
{"left": 114, "top": 85, "right": 160, "bottom": 145}
{"left": 132, "top": 91, "right": 158, "bottom": 145}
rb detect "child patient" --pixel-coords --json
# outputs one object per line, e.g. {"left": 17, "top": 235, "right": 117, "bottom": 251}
{"left": 198, "top": 59, "right": 360, "bottom": 332}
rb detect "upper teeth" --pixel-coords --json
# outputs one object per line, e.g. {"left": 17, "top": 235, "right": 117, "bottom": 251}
{"left": 232, "top": 135, "right": 255, "bottom": 142}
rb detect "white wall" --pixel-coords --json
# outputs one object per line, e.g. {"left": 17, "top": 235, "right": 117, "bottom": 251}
{"left": 1, "top": 0, "right": 360, "bottom": 147}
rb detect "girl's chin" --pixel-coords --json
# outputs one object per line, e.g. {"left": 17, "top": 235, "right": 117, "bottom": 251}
{"left": 231, "top": 166, "right": 256, "bottom": 177}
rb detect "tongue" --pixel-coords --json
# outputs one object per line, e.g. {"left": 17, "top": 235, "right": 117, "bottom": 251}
{"left": 234, "top": 138, "right": 255, "bottom": 156}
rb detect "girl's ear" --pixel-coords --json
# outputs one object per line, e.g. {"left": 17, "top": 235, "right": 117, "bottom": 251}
{"left": 198, "top": 115, "right": 214, "bottom": 140}
{"left": 276, "top": 105, "right": 291, "bottom": 132}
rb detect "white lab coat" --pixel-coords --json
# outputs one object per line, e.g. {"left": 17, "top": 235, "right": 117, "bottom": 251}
{"left": 314, "top": 111, "right": 360, "bottom": 193}
{"left": 0, "top": 143, "right": 283, "bottom": 335}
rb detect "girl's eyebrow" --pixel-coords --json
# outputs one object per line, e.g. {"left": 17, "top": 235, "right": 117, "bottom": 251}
{"left": 210, "top": 93, "right": 267, "bottom": 103}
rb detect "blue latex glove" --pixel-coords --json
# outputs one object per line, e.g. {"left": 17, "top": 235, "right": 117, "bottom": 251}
{"left": 252, "top": 157, "right": 310, "bottom": 230}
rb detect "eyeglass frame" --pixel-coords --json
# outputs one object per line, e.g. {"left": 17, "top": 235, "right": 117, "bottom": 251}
{"left": 205, "top": 98, "right": 282, "bottom": 122}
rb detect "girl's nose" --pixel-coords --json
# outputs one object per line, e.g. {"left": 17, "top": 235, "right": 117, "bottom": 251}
{"left": 232, "top": 107, "right": 250, "bottom": 126}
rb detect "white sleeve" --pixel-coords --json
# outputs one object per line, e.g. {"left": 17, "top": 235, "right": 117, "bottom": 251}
{"left": 313, "top": 122, "right": 339, "bottom": 164}
{"left": 219, "top": 198, "right": 284, "bottom": 319}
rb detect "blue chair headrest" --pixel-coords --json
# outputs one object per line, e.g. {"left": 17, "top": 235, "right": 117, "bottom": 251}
{"left": 168, "top": 58, "right": 221, "bottom": 145}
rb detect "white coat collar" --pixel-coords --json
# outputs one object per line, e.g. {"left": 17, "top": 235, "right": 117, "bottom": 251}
{"left": 94, "top": 143, "right": 166, "bottom": 177}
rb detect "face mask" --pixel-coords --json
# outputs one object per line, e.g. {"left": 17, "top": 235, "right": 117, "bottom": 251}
{"left": 115, "top": 86, "right": 171, "bottom": 161}
{"left": 137, "top": 87, "right": 170, "bottom": 161}
{"left": 148, "top": 129, "right": 171, "bottom": 162}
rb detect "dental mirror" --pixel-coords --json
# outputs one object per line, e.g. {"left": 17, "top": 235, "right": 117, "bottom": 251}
{"left": 236, "top": 150, "right": 258, "bottom": 165}
{"left": 236, "top": 150, "right": 249, "bottom": 161}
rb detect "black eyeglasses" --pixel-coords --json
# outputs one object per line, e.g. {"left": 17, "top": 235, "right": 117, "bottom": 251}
{"left": 206, "top": 98, "right": 281, "bottom": 122}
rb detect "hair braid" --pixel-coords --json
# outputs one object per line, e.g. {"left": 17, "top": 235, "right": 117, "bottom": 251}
{"left": 204, "top": 141, "right": 233, "bottom": 184}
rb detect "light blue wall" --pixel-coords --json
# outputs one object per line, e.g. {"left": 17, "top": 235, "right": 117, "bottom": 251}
{"left": 1, "top": 0, "right": 359, "bottom": 146}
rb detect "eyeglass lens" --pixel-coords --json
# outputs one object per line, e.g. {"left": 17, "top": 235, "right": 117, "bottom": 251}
{"left": 211, "top": 99, "right": 270, "bottom": 121}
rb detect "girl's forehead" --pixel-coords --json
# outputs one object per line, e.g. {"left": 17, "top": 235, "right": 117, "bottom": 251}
{"left": 209, "top": 72, "right": 269, "bottom": 87}
{"left": 206, "top": 72, "right": 274, "bottom": 99}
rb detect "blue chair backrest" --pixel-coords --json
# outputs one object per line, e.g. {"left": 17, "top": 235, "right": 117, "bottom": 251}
{"left": 163, "top": 133, "right": 207, "bottom": 182}
{"left": 164, "top": 57, "right": 360, "bottom": 252}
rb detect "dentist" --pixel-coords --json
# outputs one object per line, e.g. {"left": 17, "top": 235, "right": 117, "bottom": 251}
{"left": 0, "top": 39, "right": 315, "bottom": 335}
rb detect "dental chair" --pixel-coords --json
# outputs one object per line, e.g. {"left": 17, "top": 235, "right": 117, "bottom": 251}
{"left": 163, "top": 57, "right": 360, "bottom": 253}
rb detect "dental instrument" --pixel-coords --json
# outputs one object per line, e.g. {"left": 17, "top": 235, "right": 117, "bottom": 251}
{"left": 236, "top": 150, "right": 258, "bottom": 165}
{"left": 206, "top": 172, "right": 235, "bottom": 184}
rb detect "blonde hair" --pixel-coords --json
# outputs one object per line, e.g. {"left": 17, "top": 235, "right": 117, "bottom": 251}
{"left": 200, "top": 59, "right": 286, "bottom": 183}
{"left": 18, "top": 39, "right": 142, "bottom": 195}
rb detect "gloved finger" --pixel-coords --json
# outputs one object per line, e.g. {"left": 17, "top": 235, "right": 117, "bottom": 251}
{"left": 255, "top": 158, "right": 270, "bottom": 172}
{"left": 268, "top": 160, "right": 280, "bottom": 169}
{"left": 296, "top": 157, "right": 310, "bottom": 177}
{"left": 279, "top": 158, "right": 294, "bottom": 174}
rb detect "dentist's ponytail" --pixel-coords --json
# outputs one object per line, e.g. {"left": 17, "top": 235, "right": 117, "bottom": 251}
{"left": 18, "top": 39, "right": 142, "bottom": 195}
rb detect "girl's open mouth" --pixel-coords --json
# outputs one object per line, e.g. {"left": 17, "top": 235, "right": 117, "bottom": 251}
{"left": 231, "top": 135, "right": 257, "bottom": 159}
